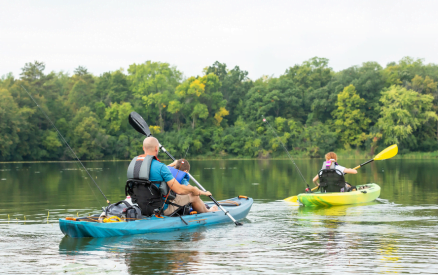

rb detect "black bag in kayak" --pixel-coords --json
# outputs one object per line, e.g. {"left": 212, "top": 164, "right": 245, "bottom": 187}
{"left": 104, "top": 200, "right": 142, "bottom": 221}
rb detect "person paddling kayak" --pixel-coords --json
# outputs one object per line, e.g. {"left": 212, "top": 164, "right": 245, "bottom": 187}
{"left": 127, "top": 137, "right": 218, "bottom": 216}
{"left": 312, "top": 152, "right": 357, "bottom": 192}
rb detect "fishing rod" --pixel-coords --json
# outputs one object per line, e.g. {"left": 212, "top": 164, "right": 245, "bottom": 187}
{"left": 262, "top": 115, "right": 308, "bottom": 187}
{"left": 183, "top": 145, "right": 190, "bottom": 159}
{"left": 21, "top": 85, "right": 110, "bottom": 204}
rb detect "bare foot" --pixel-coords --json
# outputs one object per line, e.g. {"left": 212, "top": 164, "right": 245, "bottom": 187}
{"left": 207, "top": 205, "right": 219, "bottom": 212}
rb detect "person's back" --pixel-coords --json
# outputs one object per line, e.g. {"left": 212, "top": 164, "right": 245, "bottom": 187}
{"left": 313, "top": 152, "right": 357, "bottom": 192}
{"left": 126, "top": 154, "right": 174, "bottom": 216}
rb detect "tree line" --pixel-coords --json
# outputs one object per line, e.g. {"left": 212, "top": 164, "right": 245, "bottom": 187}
{"left": 1, "top": 57, "right": 437, "bottom": 161}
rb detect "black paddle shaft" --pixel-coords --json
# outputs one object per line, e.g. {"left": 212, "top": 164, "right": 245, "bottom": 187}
{"left": 128, "top": 112, "right": 243, "bottom": 226}
{"left": 359, "top": 159, "right": 374, "bottom": 167}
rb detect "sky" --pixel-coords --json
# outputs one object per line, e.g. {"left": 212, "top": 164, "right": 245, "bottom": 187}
{"left": 1, "top": 0, "right": 437, "bottom": 80}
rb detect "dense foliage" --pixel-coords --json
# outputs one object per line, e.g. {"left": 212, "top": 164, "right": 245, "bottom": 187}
{"left": 1, "top": 57, "right": 438, "bottom": 161}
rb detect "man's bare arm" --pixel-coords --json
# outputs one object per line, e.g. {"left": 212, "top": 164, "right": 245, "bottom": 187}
{"left": 167, "top": 178, "right": 211, "bottom": 196}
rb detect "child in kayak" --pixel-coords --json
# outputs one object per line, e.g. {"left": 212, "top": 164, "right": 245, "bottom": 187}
{"left": 168, "top": 159, "right": 213, "bottom": 209}
{"left": 168, "top": 159, "right": 191, "bottom": 186}
{"left": 313, "top": 152, "right": 358, "bottom": 192}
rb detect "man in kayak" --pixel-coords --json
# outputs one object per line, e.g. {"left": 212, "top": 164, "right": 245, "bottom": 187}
{"left": 312, "top": 152, "right": 357, "bottom": 192}
{"left": 129, "top": 136, "right": 218, "bottom": 216}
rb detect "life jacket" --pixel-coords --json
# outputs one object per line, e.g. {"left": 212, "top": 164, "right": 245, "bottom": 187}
{"left": 125, "top": 155, "right": 175, "bottom": 216}
{"left": 168, "top": 166, "right": 190, "bottom": 185}
{"left": 318, "top": 159, "right": 346, "bottom": 193}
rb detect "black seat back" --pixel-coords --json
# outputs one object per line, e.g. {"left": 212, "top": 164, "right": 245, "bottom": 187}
{"left": 125, "top": 179, "right": 162, "bottom": 216}
{"left": 318, "top": 169, "right": 346, "bottom": 192}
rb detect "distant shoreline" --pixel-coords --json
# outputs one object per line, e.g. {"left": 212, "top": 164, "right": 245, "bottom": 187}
{"left": 1, "top": 151, "right": 437, "bottom": 164}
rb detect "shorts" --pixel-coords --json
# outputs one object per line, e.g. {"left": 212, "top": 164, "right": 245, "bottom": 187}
{"left": 163, "top": 194, "right": 191, "bottom": 216}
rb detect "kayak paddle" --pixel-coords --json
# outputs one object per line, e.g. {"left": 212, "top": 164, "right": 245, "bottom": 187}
{"left": 128, "top": 112, "right": 243, "bottom": 226}
{"left": 284, "top": 144, "right": 398, "bottom": 203}
{"left": 352, "top": 144, "right": 398, "bottom": 170}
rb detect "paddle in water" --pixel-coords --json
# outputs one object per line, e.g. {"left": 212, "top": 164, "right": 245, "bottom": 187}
{"left": 284, "top": 144, "right": 398, "bottom": 203}
{"left": 129, "top": 112, "right": 244, "bottom": 226}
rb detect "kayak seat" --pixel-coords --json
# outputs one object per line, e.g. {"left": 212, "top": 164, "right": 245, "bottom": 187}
{"left": 318, "top": 169, "right": 346, "bottom": 193}
{"left": 125, "top": 179, "right": 163, "bottom": 217}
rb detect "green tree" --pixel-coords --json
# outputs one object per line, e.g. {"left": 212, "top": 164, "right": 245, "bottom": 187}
{"left": 67, "top": 66, "right": 96, "bottom": 110}
{"left": 244, "top": 76, "right": 300, "bottom": 122}
{"left": 377, "top": 85, "right": 438, "bottom": 147}
{"left": 332, "top": 85, "right": 370, "bottom": 148}
{"left": 300, "top": 121, "right": 337, "bottom": 157}
{"left": 128, "top": 61, "right": 182, "bottom": 130}
{"left": 283, "top": 57, "right": 333, "bottom": 121}
{"left": 71, "top": 107, "right": 108, "bottom": 159}
{"left": 174, "top": 73, "right": 226, "bottom": 129}
{"left": 0, "top": 88, "right": 23, "bottom": 160}
{"left": 104, "top": 102, "right": 134, "bottom": 135}
{"left": 206, "top": 61, "right": 253, "bottom": 124}
{"left": 96, "top": 70, "right": 131, "bottom": 105}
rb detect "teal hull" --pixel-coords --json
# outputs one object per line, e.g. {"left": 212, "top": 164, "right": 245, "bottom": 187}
{"left": 59, "top": 197, "right": 253, "bottom": 238}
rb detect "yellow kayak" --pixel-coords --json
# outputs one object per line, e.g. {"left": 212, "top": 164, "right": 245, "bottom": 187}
{"left": 297, "top": 183, "right": 381, "bottom": 207}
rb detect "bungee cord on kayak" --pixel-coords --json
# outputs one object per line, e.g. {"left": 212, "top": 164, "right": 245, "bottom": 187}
{"left": 21, "top": 85, "right": 110, "bottom": 205}
{"left": 262, "top": 115, "right": 308, "bottom": 187}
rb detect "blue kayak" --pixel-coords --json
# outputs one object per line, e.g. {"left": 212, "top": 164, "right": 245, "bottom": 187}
{"left": 59, "top": 197, "right": 253, "bottom": 238}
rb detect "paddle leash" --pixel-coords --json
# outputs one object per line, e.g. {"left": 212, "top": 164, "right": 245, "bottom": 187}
{"left": 21, "top": 85, "right": 110, "bottom": 205}
{"left": 262, "top": 115, "right": 308, "bottom": 187}
{"left": 129, "top": 111, "right": 243, "bottom": 226}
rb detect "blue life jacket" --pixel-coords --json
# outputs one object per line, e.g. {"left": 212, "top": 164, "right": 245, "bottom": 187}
{"left": 168, "top": 166, "right": 190, "bottom": 185}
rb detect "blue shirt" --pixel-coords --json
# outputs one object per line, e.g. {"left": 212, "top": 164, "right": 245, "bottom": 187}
{"left": 149, "top": 159, "right": 174, "bottom": 182}
{"left": 148, "top": 159, "right": 174, "bottom": 211}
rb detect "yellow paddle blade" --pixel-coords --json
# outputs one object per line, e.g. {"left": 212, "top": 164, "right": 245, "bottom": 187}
{"left": 284, "top": 196, "right": 298, "bottom": 202}
{"left": 374, "top": 144, "right": 398, "bottom": 160}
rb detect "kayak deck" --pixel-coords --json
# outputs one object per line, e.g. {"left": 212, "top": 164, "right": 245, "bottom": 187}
{"left": 297, "top": 183, "right": 381, "bottom": 207}
{"left": 59, "top": 197, "right": 253, "bottom": 238}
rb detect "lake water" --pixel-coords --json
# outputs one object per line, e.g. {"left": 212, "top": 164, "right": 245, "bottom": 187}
{"left": 0, "top": 159, "right": 437, "bottom": 274}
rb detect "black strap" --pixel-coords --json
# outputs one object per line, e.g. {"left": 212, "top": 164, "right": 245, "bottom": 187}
{"left": 114, "top": 200, "right": 132, "bottom": 208}
{"left": 166, "top": 202, "right": 188, "bottom": 225}
{"left": 179, "top": 215, "right": 188, "bottom": 225}
{"left": 125, "top": 179, "right": 162, "bottom": 196}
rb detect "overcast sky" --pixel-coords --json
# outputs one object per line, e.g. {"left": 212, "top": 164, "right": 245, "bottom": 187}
{"left": 1, "top": 0, "right": 437, "bottom": 80}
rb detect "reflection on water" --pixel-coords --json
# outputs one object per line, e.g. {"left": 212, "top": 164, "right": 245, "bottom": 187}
{"left": 0, "top": 159, "right": 437, "bottom": 274}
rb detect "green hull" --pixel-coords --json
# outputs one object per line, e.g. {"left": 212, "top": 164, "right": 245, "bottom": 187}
{"left": 298, "top": 183, "right": 381, "bottom": 207}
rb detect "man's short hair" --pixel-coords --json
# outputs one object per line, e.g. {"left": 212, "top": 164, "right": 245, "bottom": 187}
{"left": 176, "top": 159, "right": 190, "bottom": 172}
